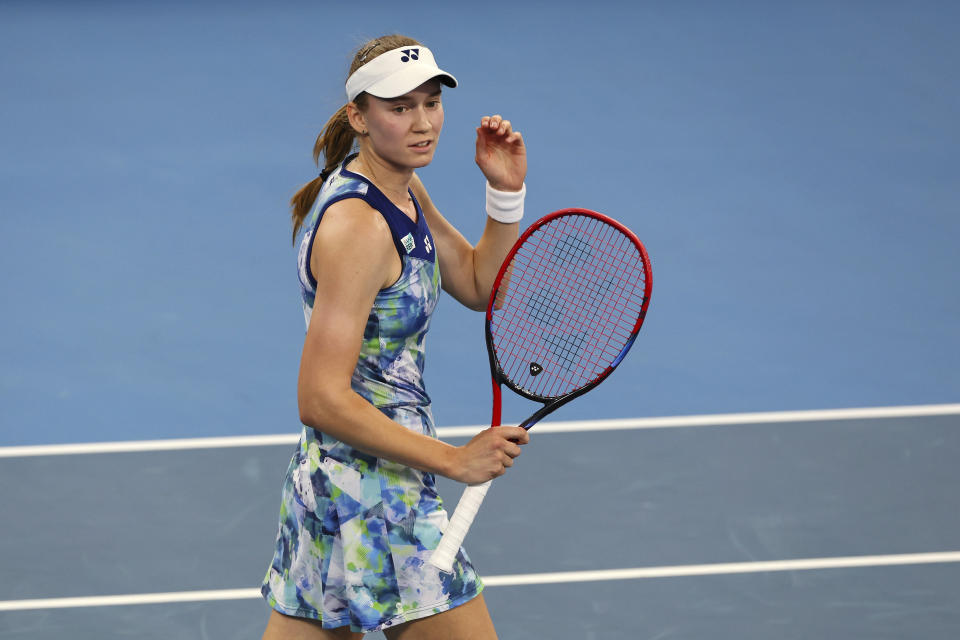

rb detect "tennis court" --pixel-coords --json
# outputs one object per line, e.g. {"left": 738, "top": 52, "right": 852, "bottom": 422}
{"left": 2, "top": 407, "right": 959, "bottom": 638}
{"left": 2, "top": 2, "right": 958, "bottom": 638}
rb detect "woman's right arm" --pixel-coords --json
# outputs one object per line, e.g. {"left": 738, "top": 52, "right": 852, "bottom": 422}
{"left": 297, "top": 198, "right": 528, "bottom": 483}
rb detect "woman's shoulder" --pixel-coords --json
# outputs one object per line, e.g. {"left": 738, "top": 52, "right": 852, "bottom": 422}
{"left": 320, "top": 197, "right": 391, "bottom": 238}
{"left": 305, "top": 197, "right": 398, "bottom": 292}
{"left": 320, "top": 167, "right": 370, "bottom": 201}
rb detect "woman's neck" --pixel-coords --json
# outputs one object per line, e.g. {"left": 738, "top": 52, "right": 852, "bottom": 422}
{"left": 350, "top": 150, "right": 414, "bottom": 210}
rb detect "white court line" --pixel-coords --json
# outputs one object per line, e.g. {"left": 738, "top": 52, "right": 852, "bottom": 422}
{"left": 2, "top": 551, "right": 959, "bottom": 612}
{"left": 1, "top": 403, "right": 958, "bottom": 458}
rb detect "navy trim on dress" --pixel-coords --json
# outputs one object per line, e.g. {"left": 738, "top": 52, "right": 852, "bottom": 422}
{"left": 303, "top": 155, "right": 438, "bottom": 292}
{"left": 339, "top": 162, "right": 437, "bottom": 264}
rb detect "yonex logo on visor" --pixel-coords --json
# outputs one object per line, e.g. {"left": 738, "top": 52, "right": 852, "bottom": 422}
{"left": 345, "top": 45, "right": 457, "bottom": 103}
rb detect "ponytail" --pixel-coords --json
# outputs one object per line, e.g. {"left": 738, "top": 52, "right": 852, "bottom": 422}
{"left": 289, "top": 103, "right": 358, "bottom": 243}
{"left": 290, "top": 34, "right": 420, "bottom": 243}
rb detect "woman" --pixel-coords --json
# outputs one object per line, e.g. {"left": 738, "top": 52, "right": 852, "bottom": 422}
{"left": 261, "top": 35, "right": 530, "bottom": 639}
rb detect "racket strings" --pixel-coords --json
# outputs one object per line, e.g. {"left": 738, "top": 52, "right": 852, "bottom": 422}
{"left": 490, "top": 214, "right": 648, "bottom": 399}
{"left": 547, "top": 225, "right": 643, "bottom": 369}
{"left": 496, "top": 259, "right": 639, "bottom": 395}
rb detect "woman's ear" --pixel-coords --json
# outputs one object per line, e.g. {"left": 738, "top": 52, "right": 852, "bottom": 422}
{"left": 345, "top": 102, "right": 368, "bottom": 136}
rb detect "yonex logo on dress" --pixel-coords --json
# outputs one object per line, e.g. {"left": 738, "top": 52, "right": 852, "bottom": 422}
{"left": 424, "top": 236, "right": 432, "bottom": 253}
{"left": 400, "top": 49, "right": 419, "bottom": 62}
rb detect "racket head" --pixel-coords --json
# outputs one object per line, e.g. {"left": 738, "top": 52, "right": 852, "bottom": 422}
{"left": 485, "top": 209, "right": 651, "bottom": 412}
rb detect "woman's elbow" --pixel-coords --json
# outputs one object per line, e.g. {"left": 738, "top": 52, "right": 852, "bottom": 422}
{"left": 445, "top": 283, "right": 489, "bottom": 312}
{"left": 468, "top": 282, "right": 493, "bottom": 311}
{"left": 297, "top": 387, "right": 344, "bottom": 430}
{"left": 298, "top": 400, "right": 318, "bottom": 429}
{"left": 468, "top": 298, "right": 488, "bottom": 312}
{"left": 298, "top": 397, "right": 321, "bottom": 429}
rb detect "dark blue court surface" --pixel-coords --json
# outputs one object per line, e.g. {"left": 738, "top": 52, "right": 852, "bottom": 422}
{"left": 2, "top": 1, "right": 959, "bottom": 638}
{"left": 2, "top": 409, "right": 959, "bottom": 638}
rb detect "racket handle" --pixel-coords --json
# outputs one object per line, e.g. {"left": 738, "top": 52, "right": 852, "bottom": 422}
{"left": 428, "top": 480, "right": 492, "bottom": 573}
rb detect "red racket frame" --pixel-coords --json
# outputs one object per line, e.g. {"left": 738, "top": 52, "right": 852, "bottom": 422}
{"left": 484, "top": 208, "right": 652, "bottom": 429}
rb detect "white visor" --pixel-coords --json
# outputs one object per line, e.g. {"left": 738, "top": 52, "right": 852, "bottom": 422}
{"left": 345, "top": 45, "right": 457, "bottom": 103}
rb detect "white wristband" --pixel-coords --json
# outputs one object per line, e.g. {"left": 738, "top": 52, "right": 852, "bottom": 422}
{"left": 485, "top": 181, "right": 526, "bottom": 224}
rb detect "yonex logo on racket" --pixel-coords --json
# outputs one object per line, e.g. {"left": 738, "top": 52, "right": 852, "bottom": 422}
{"left": 400, "top": 49, "right": 419, "bottom": 62}
{"left": 529, "top": 362, "right": 543, "bottom": 376}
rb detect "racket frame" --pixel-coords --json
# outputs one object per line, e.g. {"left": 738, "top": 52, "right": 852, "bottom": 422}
{"left": 485, "top": 208, "right": 652, "bottom": 429}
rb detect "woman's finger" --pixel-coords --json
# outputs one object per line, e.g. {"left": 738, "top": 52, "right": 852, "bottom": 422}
{"left": 504, "top": 130, "right": 523, "bottom": 145}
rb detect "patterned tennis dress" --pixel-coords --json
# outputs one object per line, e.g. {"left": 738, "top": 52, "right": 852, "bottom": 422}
{"left": 261, "top": 156, "right": 484, "bottom": 633}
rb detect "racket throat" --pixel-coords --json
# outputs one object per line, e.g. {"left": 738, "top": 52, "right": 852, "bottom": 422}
{"left": 491, "top": 379, "right": 502, "bottom": 427}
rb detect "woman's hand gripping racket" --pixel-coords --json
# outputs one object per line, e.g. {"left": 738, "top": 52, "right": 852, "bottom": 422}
{"left": 429, "top": 209, "right": 652, "bottom": 572}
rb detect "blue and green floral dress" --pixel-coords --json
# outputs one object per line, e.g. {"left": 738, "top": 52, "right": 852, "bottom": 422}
{"left": 261, "top": 156, "right": 484, "bottom": 633}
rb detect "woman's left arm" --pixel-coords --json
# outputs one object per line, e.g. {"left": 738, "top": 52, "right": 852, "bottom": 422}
{"left": 412, "top": 115, "right": 526, "bottom": 311}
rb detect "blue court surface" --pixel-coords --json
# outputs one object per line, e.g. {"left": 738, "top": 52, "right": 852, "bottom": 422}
{"left": 2, "top": 1, "right": 959, "bottom": 638}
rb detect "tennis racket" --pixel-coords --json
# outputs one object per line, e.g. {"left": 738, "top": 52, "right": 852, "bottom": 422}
{"left": 429, "top": 208, "right": 652, "bottom": 572}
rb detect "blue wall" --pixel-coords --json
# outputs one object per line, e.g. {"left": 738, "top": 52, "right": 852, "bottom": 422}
{"left": 2, "top": 1, "right": 958, "bottom": 445}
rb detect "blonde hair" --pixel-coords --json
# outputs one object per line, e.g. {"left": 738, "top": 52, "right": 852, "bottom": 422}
{"left": 289, "top": 34, "right": 421, "bottom": 242}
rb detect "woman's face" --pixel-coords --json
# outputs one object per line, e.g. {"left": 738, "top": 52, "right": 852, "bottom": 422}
{"left": 358, "top": 79, "right": 444, "bottom": 170}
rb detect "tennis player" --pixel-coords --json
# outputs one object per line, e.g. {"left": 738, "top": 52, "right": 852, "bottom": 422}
{"left": 261, "top": 35, "right": 530, "bottom": 639}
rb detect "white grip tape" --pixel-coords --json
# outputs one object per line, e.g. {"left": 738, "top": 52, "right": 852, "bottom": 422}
{"left": 428, "top": 480, "right": 492, "bottom": 572}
